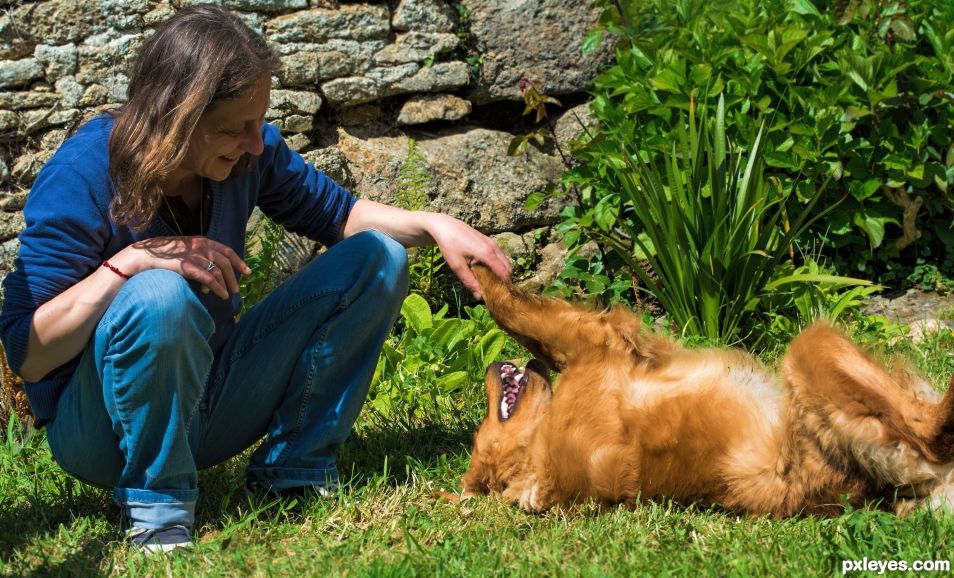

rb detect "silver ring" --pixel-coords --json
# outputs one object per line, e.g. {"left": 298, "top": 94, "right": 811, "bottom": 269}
{"left": 206, "top": 259, "right": 217, "bottom": 272}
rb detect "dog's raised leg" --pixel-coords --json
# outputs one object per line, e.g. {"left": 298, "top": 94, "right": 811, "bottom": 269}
{"left": 472, "top": 265, "right": 659, "bottom": 372}
{"left": 927, "top": 375, "right": 954, "bottom": 462}
{"left": 784, "top": 324, "right": 954, "bottom": 493}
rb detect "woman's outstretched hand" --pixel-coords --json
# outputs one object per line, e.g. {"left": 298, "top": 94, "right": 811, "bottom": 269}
{"left": 424, "top": 213, "right": 511, "bottom": 300}
{"left": 342, "top": 199, "right": 512, "bottom": 300}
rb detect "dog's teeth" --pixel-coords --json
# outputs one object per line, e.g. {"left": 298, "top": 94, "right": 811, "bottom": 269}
{"left": 500, "top": 400, "right": 509, "bottom": 419}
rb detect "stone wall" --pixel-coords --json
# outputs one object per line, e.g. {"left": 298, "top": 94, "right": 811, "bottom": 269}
{"left": 0, "top": 0, "right": 613, "bottom": 288}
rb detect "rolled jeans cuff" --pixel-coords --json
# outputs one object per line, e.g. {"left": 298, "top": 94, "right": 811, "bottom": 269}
{"left": 117, "top": 490, "right": 197, "bottom": 530}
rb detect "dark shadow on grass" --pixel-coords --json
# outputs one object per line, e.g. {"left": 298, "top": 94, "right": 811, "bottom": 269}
{"left": 337, "top": 423, "right": 476, "bottom": 486}
{"left": 0, "top": 486, "right": 115, "bottom": 577}
{"left": 0, "top": 420, "right": 117, "bottom": 575}
{"left": 188, "top": 423, "right": 477, "bottom": 533}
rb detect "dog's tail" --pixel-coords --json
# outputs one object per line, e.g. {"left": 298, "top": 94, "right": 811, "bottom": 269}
{"left": 472, "top": 265, "right": 669, "bottom": 372}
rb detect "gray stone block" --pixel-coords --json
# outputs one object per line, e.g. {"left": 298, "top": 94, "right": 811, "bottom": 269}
{"left": 0, "top": 59, "right": 43, "bottom": 89}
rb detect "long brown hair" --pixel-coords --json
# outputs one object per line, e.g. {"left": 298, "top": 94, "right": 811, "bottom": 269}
{"left": 108, "top": 5, "right": 279, "bottom": 230}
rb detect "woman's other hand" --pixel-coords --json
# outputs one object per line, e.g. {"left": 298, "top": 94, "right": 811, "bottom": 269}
{"left": 112, "top": 236, "right": 252, "bottom": 300}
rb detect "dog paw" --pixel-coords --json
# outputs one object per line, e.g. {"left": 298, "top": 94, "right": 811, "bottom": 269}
{"left": 895, "top": 483, "right": 954, "bottom": 516}
{"left": 510, "top": 475, "right": 550, "bottom": 512}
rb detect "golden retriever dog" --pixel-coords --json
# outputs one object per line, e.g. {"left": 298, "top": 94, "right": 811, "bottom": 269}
{"left": 461, "top": 266, "right": 954, "bottom": 517}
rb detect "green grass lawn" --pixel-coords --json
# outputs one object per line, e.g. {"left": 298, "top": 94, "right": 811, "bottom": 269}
{"left": 1, "top": 325, "right": 952, "bottom": 577}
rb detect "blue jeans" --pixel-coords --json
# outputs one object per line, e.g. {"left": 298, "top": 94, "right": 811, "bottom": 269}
{"left": 46, "top": 231, "right": 408, "bottom": 530}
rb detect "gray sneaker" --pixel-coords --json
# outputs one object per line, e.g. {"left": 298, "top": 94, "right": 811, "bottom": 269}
{"left": 126, "top": 525, "right": 194, "bottom": 552}
{"left": 244, "top": 480, "right": 337, "bottom": 501}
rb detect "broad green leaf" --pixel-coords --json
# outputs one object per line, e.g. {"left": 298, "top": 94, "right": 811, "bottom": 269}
{"left": 765, "top": 151, "right": 798, "bottom": 169}
{"left": 507, "top": 136, "right": 529, "bottom": 157}
{"left": 775, "top": 135, "right": 795, "bottom": 153}
{"left": 690, "top": 63, "right": 712, "bottom": 86}
{"left": 853, "top": 214, "right": 887, "bottom": 249}
{"left": 706, "top": 76, "right": 726, "bottom": 98}
{"left": 581, "top": 29, "right": 604, "bottom": 56}
{"left": 889, "top": 16, "right": 916, "bottom": 43}
{"left": 846, "top": 70, "right": 868, "bottom": 92}
{"left": 625, "top": 44, "right": 655, "bottom": 70}
{"left": 633, "top": 232, "right": 656, "bottom": 261}
{"left": 882, "top": 154, "right": 910, "bottom": 172}
{"left": 430, "top": 318, "right": 473, "bottom": 350}
{"left": 401, "top": 355, "right": 426, "bottom": 372}
{"left": 594, "top": 198, "right": 618, "bottom": 230}
{"left": 381, "top": 342, "right": 403, "bottom": 368}
{"left": 859, "top": 179, "right": 882, "bottom": 200}
{"left": 400, "top": 293, "right": 433, "bottom": 333}
{"left": 436, "top": 371, "right": 469, "bottom": 392}
{"left": 525, "top": 191, "right": 547, "bottom": 210}
{"left": 787, "top": 0, "right": 822, "bottom": 17}
{"left": 477, "top": 328, "right": 508, "bottom": 368}
{"left": 650, "top": 68, "right": 684, "bottom": 93}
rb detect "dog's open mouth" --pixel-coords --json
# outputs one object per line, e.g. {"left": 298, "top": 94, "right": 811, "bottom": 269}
{"left": 499, "top": 362, "right": 528, "bottom": 421}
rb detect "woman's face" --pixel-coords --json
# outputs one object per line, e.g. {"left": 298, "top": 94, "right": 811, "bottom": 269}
{"left": 180, "top": 74, "right": 272, "bottom": 182}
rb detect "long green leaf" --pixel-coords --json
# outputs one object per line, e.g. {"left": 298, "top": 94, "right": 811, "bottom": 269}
{"left": 764, "top": 273, "right": 874, "bottom": 291}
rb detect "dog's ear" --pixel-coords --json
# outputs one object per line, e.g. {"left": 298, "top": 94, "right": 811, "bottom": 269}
{"left": 606, "top": 308, "right": 670, "bottom": 367}
{"left": 607, "top": 309, "right": 641, "bottom": 348}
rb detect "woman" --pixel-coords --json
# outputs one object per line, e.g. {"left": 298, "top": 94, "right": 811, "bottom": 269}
{"left": 0, "top": 5, "right": 510, "bottom": 552}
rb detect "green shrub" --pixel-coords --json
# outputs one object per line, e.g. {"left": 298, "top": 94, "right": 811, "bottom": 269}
{"left": 544, "top": 251, "right": 640, "bottom": 306}
{"left": 906, "top": 259, "right": 954, "bottom": 293}
{"left": 760, "top": 254, "right": 885, "bottom": 346}
{"left": 563, "top": 93, "right": 873, "bottom": 343}
{"left": 367, "top": 294, "right": 513, "bottom": 432}
{"left": 578, "top": 0, "right": 953, "bottom": 282}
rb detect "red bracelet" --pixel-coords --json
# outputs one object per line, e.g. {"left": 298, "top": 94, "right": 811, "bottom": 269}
{"left": 102, "top": 259, "right": 132, "bottom": 280}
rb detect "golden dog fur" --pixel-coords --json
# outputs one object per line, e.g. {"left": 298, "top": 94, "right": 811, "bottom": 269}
{"left": 461, "top": 266, "right": 954, "bottom": 516}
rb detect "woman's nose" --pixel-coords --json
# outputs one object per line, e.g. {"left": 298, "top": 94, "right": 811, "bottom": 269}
{"left": 241, "top": 123, "right": 265, "bottom": 155}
